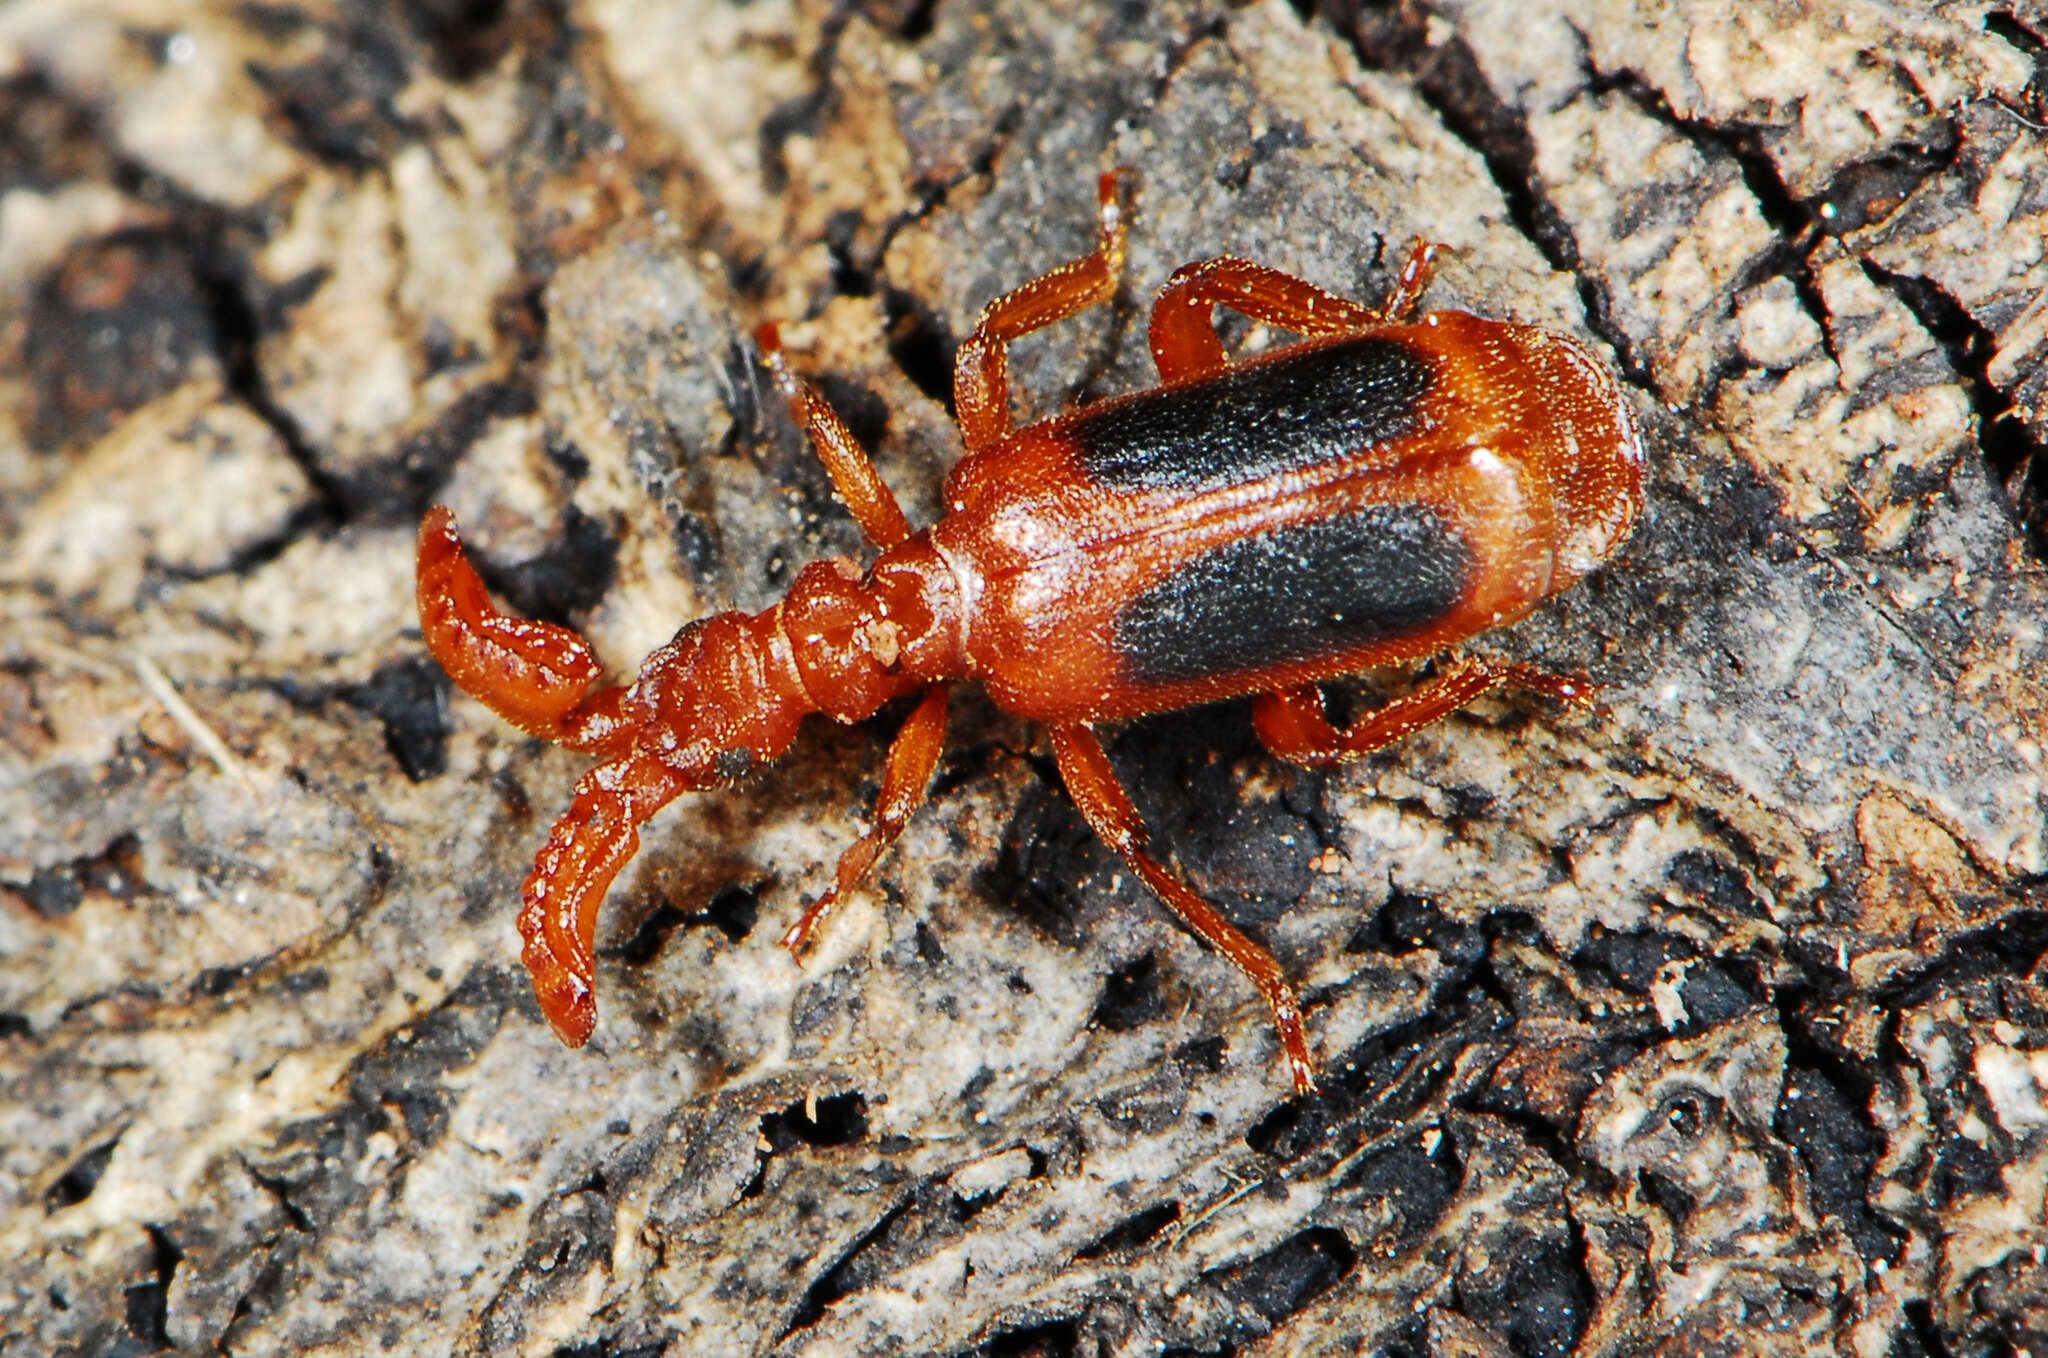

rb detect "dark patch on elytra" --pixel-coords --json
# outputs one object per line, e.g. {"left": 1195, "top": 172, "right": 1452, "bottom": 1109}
{"left": 1115, "top": 504, "right": 1471, "bottom": 684}
{"left": 1070, "top": 333, "right": 1431, "bottom": 492}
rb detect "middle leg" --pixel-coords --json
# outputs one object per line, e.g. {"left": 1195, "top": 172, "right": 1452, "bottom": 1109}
{"left": 953, "top": 170, "right": 1130, "bottom": 451}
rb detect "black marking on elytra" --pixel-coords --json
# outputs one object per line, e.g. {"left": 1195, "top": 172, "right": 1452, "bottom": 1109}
{"left": 1116, "top": 504, "right": 1470, "bottom": 684}
{"left": 1071, "top": 335, "right": 1431, "bottom": 492}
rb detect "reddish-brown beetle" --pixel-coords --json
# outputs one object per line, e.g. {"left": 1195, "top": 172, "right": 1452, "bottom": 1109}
{"left": 417, "top": 174, "right": 1644, "bottom": 1093}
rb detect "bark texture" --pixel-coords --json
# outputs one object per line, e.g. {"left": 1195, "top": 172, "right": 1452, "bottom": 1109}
{"left": 2, "top": 1, "right": 2046, "bottom": 1355}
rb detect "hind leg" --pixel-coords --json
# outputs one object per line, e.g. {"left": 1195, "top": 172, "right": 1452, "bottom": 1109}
{"left": 1253, "top": 659, "right": 1597, "bottom": 768}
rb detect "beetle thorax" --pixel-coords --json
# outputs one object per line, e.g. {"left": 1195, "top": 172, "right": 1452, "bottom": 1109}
{"left": 778, "top": 541, "right": 964, "bottom": 722}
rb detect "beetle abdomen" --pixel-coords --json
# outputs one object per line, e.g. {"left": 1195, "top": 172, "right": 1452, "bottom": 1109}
{"left": 1114, "top": 504, "right": 1471, "bottom": 683}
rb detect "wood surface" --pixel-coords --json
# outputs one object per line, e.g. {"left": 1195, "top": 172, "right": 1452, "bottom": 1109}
{"left": 2, "top": 1, "right": 2045, "bottom": 1354}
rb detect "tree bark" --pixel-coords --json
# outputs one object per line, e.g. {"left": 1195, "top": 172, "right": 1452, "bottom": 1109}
{"left": 2, "top": 1, "right": 2044, "bottom": 1354}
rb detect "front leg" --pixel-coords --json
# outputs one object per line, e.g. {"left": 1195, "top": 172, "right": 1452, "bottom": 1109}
{"left": 781, "top": 685, "right": 951, "bottom": 955}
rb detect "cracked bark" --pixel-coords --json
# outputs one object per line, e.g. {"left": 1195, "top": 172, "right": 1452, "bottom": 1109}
{"left": 3, "top": 1, "right": 2046, "bottom": 1355}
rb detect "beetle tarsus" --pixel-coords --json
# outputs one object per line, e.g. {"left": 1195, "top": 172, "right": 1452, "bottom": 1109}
{"left": 1378, "top": 238, "right": 1441, "bottom": 323}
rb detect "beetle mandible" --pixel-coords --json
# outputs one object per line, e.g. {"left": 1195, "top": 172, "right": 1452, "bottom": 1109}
{"left": 416, "top": 172, "right": 1645, "bottom": 1093}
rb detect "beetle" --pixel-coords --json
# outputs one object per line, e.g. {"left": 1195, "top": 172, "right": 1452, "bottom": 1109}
{"left": 415, "top": 172, "right": 1645, "bottom": 1094}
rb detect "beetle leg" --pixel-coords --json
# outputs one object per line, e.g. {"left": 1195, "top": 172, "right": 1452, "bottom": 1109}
{"left": 1376, "top": 238, "right": 1442, "bottom": 323}
{"left": 518, "top": 752, "right": 697, "bottom": 1046}
{"left": 954, "top": 170, "right": 1131, "bottom": 451}
{"left": 1049, "top": 724, "right": 1317, "bottom": 1095}
{"left": 756, "top": 322, "right": 913, "bottom": 549}
{"left": 417, "top": 507, "right": 635, "bottom": 757}
{"left": 1148, "top": 258, "right": 1379, "bottom": 381}
{"left": 1252, "top": 659, "right": 1598, "bottom": 769}
{"left": 1146, "top": 240, "right": 1443, "bottom": 382}
{"left": 782, "top": 684, "right": 951, "bottom": 955}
